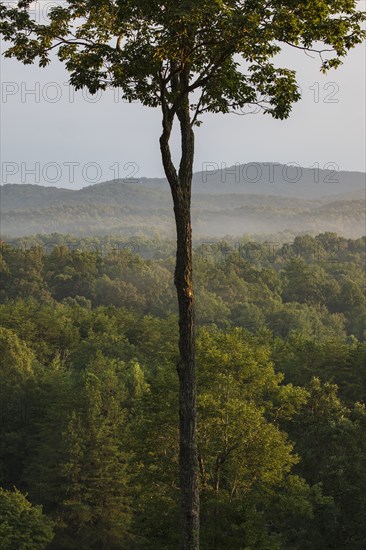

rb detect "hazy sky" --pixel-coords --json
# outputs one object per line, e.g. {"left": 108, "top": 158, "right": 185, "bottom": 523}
{"left": 1, "top": 9, "right": 365, "bottom": 189}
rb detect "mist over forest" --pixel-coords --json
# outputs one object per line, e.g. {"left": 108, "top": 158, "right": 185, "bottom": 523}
{"left": 1, "top": 163, "right": 364, "bottom": 239}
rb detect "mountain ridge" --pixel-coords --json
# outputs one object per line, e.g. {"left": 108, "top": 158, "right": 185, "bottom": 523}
{"left": 1, "top": 163, "right": 364, "bottom": 238}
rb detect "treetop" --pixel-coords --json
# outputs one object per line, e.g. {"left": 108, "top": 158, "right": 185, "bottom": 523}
{"left": 1, "top": 1, "right": 365, "bottom": 122}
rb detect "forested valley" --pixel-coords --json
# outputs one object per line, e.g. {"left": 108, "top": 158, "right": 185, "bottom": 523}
{"left": 0, "top": 232, "right": 365, "bottom": 549}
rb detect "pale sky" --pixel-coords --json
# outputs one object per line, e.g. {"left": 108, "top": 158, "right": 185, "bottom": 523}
{"left": 1, "top": 10, "right": 365, "bottom": 189}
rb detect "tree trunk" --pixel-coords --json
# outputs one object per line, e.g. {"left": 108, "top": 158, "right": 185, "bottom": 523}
{"left": 174, "top": 194, "right": 199, "bottom": 550}
{"left": 160, "top": 97, "right": 199, "bottom": 549}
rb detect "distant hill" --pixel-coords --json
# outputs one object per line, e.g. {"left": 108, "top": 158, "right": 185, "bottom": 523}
{"left": 192, "top": 162, "right": 365, "bottom": 199}
{"left": 1, "top": 163, "right": 364, "bottom": 238}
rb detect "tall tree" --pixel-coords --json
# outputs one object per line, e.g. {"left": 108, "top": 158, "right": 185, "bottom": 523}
{"left": 0, "top": 487, "right": 54, "bottom": 550}
{"left": 1, "top": 2, "right": 364, "bottom": 547}
{"left": 0, "top": 327, "right": 35, "bottom": 490}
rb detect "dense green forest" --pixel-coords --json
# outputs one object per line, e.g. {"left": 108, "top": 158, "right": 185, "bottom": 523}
{"left": 0, "top": 232, "right": 365, "bottom": 549}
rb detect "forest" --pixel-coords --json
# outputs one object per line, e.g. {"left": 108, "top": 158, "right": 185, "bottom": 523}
{"left": 0, "top": 232, "right": 365, "bottom": 549}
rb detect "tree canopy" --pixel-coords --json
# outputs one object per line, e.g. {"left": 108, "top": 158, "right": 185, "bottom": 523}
{"left": 0, "top": 236, "right": 366, "bottom": 548}
{"left": 1, "top": 0, "right": 365, "bottom": 123}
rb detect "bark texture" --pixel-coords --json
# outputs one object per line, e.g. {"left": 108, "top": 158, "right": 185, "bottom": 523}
{"left": 160, "top": 92, "right": 199, "bottom": 549}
